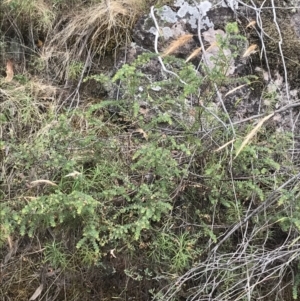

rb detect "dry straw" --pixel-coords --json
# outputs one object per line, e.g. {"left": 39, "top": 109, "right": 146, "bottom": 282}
{"left": 162, "top": 34, "right": 193, "bottom": 57}
{"left": 45, "top": 0, "right": 144, "bottom": 79}
{"left": 235, "top": 112, "right": 274, "bottom": 158}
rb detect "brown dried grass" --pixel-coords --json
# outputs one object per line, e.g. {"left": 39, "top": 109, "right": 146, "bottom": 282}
{"left": 162, "top": 34, "right": 193, "bottom": 57}
{"left": 43, "top": 0, "right": 144, "bottom": 80}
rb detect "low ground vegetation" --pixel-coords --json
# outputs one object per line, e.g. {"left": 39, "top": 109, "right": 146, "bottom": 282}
{"left": 1, "top": 0, "right": 300, "bottom": 300}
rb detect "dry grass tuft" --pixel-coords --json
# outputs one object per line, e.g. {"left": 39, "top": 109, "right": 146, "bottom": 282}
{"left": 30, "top": 79, "right": 58, "bottom": 101}
{"left": 2, "top": 0, "right": 55, "bottom": 30}
{"left": 186, "top": 47, "right": 202, "bottom": 62}
{"left": 235, "top": 112, "right": 274, "bottom": 158}
{"left": 31, "top": 0, "right": 55, "bottom": 29}
{"left": 242, "top": 44, "right": 258, "bottom": 58}
{"left": 43, "top": 0, "right": 144, "bottom": 80}
{"left": 162, "top": 34, "right": 193, "bottom": 57}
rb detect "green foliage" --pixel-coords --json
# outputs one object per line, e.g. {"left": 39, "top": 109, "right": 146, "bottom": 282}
{"left": 0, "top": 205, "right": 18, "bottom": 247}
{"left": 293, "top": 263, "right": 300, "bottom": 300}
{"left": 16, "top": 191, "right": 100, "bottom": 250}
{"left": 203, "top": 21, "right": 248, "bottom": 86}
{"left": 68, "top": 61, "right": 84, "bottom": 80}
{"left": 148, "top": 231, "right": 201, "bottom": 273}
{"left": 2, "top": 0, "right": 55, "bottom": 29}
{"left": 1, "top": 86, "right": 190, "bottom": 257}
{"left": 0, "top": 13, "right": 298, "bottom": 301}
{"left": 44, "top": 242, "right": 69, "bottom": 269}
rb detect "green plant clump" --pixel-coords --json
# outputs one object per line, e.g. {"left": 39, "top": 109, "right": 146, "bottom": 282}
{"left": 1, "top": 17, "right": 299, "bottom": 301}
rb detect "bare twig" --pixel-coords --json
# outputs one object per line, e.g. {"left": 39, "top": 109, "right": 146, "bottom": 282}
{"left": 150, "top": 6, "right": 187, "bottom": 85}
{"left": 194, "top": 1, "right": 236, "bottom": 136}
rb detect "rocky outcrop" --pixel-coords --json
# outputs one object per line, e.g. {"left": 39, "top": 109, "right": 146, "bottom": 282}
{"left": 100, "top": 0, "right": 300, "bottom": 135}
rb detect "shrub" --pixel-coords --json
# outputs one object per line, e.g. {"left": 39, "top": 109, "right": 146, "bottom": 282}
{"left": 1, "top": 14, "right": 299, "bottom": 301}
